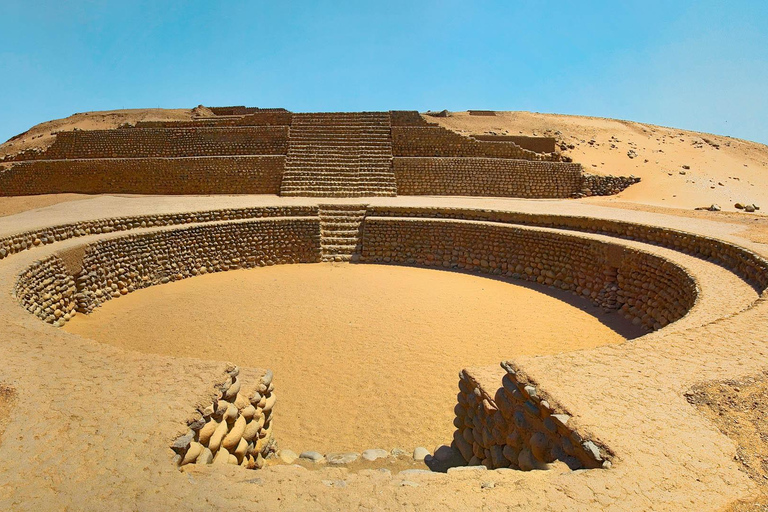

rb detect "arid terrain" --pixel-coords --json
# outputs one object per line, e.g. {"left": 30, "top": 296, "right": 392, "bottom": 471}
{"left": 1, "top": 108, "right": 767, "bottom": 510}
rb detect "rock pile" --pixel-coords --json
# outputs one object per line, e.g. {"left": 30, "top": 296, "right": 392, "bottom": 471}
{"left": 453, "top": 366, "right": 609, "bottom": 470}
{"left": 172, "top": 366, "right": 277, "bottom": 469}
{"left": 578, "top": 174, "right": 641, "bottom": 196}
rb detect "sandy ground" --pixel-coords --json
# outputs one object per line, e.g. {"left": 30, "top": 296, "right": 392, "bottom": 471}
{"left": 0, "top": 385, "right": 15, "bottom": 450}
{"left": 64, "top": 263, "right": 637, "bottom": 454}
{"left": 0, "top": 193, "right": 94, "bottom": 217}
{"left": 428, "top": 111, "right": 768, "bottom": 211}
{"left": 688, "top": 372, "right": 768, "bottom": 511}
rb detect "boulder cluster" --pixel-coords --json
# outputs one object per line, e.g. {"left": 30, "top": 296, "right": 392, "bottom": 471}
{"left": 172, "top": 366, "right": 277, "bottom": 468}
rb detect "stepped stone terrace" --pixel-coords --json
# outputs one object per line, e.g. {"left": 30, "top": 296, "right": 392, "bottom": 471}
{"left": 0, "top": 107, "right": 764, "bottom": 511}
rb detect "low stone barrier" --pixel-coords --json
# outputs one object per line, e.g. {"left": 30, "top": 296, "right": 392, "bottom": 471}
{"left": 0, "top": 156, "right": 285, "bottom": 196}
{"left": 14, "top": 217, "right": 321, "bottom": 325}
{"left": 3, "top": 126, "right": 289, "bottom": 161}
{"left": 393, "top": 157, "right": 583, "bottom": 198}
{"left": 366, "top": 206, "right": 768, "bottom": 293}
{"left": 392, "top": 126, "right": 559, "bottom": 162}
{"left": 0, "top": 205, "right": 317, "bottom": 262}
{"left": 455, "top": 364, "right": 609, "bottom": 470}
{"left": 172, "top": 365, "right": 277, "bottom": 469}
{"left": 360, "top": 218, "right": 697, "bottom": 330}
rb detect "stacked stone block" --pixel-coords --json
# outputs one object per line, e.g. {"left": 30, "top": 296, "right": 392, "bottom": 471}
{"left": 394, "top": 157, "right": 583, "bottom": 198}
{"left": 391, "top": 126, "right": 559, "bottom": 162}
{"left": 14, "top": 255, "right": 78, "bottom": 325}
{"left": 13, "top": 217, "right": 321, "bottom": 325}
{"left": 280, "top": 112, "right": 397, "bottom": 197}
{"left": 454, "top": 365, "right": 608, "bottom": 470}
{"left": 0, "top": 156, "right": 285, "bottom": 195}
{"left": 3, "top": 126, "right": 288, "bottom": 161}
{"left": 0, "top": 206, "right": 316, "bottom": 263}
{"left": 365, "top": 206, "right": 768, "bottom": 293}
{"left": 360, "top": 218, "right": 697, "bottom": 330}
{"left": 172, "top": 365, "right": 277, "bottom": 469}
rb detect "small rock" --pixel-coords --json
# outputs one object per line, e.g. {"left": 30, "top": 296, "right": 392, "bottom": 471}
{"left": 413, "top": 447, "right": 430, "bottom": 461}
{"left": 400, "top": 481, "right": 419, "bottom": 487}
{"left": 433, "top": 445, "right": 457, "bottom": 462}
{"left": 362, "top": 449, "right": 389, "bottom": 462}
{"left": 299, "top": 451, "right": 324, "bottom": 462}
{"left": 735, "top": 203, "right": 745, "bottom": 209}
{"left": 708, "top": 204, "right": 721, "bottom": 212}
{"left": 481, "top": 481, "right": 495, "bottom": 489}
{"left": 447, "top": 465, "right": 487, "bottom": 474}
{"left": 326, "top": 452, "right": 359, "bottom": 465}
{"left": 745, "top": 204, "right": 756, "bottom": 212}
{"left": 278, "top": 449, "right": 298, "bottom": 464}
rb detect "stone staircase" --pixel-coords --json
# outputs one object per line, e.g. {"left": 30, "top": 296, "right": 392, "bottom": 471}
{"left": 280, "top": 112, "right": 397, "bottom": 197}
{"left": 318, "top": 204, "right": 367, "bottom": 262}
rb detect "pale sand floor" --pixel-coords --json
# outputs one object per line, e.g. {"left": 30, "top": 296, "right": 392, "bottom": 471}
{"left": 64, "top": 263, "right": 640, "bottom": 454}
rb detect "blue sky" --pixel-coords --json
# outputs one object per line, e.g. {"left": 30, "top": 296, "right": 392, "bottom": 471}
{"left": 2, "top": 0, "right": 767, "bottom": 144}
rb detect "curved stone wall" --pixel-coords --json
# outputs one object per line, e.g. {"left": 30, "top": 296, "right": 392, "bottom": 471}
{"left": 360, "top": 218, "right": 697, "bottom": 331}
{"left": 4, "top": 126, "right": 289, "bottom": 161}
{"left": 0, "top": 156, "right": 285, "bottom": 195}
{"left": 0, "top": 205, "right": 317, "bottom": 262}
{"left": 366, "top": 206, "right": 768, "bottom": 294}
{"left": 8, "top": 205, "right": 750, "bottom": 476}
{"left": 14, "top": 217, "right": 321, "bottom": 325}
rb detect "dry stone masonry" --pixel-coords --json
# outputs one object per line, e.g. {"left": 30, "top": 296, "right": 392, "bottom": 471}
{"left": 172, "top": 365, "right": 277, "bottom": 469}
{"left": 318, "top": 204, "right": 367, "bottom": 262}
{"left": 10, "top": 203, "right": 768, "bottom": 478}
{"left": 0, "top": 107, "right": 639, "bottom": 199}
{"left": 280, "top": 112, "right": 397, "bottom": 197}
{"left": 454, "top": 365, "right": 609, "bottom": 470}
{"left": 15, "top": 217, "right": 321, "bottom": 325}
{"left": 360, "top": 218, "right": 697, "bottom": 331}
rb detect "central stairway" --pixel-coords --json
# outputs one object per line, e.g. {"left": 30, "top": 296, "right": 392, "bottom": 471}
{"left": 280, "top": 112, "right": 397, "bottom": 197}
{"left": 318, "top": 204, "right": 367, "bottom": 262}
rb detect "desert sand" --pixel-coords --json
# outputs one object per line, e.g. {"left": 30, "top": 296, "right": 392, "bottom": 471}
{"left": 64, "top": 263, "right": 636, "bottom": 453}
{"left": 429, "top": 111, "right": 768, "bottom": 211}
{"left": 1, "top": 108, "right": 768, "bottom": 510}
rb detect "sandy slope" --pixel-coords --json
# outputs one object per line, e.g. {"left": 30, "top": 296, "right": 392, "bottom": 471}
{"left": 427, "top": 111, "right": 768, "bottom": 211}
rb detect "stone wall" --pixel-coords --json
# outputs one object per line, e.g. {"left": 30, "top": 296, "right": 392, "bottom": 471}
{"left": 471, "top": 135, "right": 556, "bottom": 154}
{"left": 4, "top": 126, "right": 289, "bottom": 161}
{"left": 0, "top": 156, "right": 284, "bottom": 196}
{"left": 0, "top": 205, "right": 316, "bottom": 262}
{"left": 389, "top": 111, "right": 433, "bottom": 127}
{"left": 135, "top": 111, "right": 293, "bottom": 128}
{"left": 365, "top": 206, "right": 768, "bottom": 293}
{"left": 360, "top": 218, "right": 697, "bottom": 330}
{"left": 455, "top": 364, "right": 609, "bottom": 470}
{"left": 580, "top": 173, "right": 641, "bottom": 197}
{"left": 0, "top": 156, "right": 285, "bottom": 196}
{"left": 14, "top": 217, "right": 321, "bottom": 325}
{"left": 172, "top": 365, "right": 277, "bottom": 469}
{"left": 392, "top": 126, "right": 560, "bottom": 162}
{"left": 393, "top": 157, "right": 583, "bottom": 198}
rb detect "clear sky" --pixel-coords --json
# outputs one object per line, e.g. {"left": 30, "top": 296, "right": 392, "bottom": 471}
{"left": 2, "top": 0, "right": 767, "bottom": 144}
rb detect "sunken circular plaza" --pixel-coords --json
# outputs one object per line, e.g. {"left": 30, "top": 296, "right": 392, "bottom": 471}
{"left": 1, "top": 108, "right": 767, "bottom": 510}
